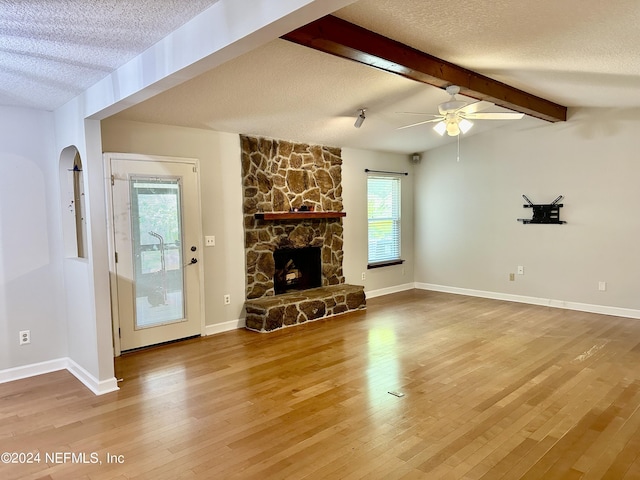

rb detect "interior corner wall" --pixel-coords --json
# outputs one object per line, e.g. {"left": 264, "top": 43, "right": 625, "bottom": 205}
{"left": 414, "top": 108, "right": 640, "bottom": 312}
{"left": 52, "top": 100, "right": 117, "bottom": 390}
{"left": 100, "top": 119, "right": 246, "bottom": 329}
{"left": 341, "top": 148, "right": 415, "bottom": 296}
{"left": 0, "top": 106, "right": 67, "bottom": 371}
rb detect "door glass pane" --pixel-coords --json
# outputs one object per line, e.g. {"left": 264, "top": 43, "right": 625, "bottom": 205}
{"left": 130, "top": 177, "right": 185, "bottom": 329}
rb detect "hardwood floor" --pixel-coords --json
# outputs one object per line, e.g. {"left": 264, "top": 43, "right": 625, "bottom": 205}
{"left": 3, "top": 289, "right": 640, "bottom": 479}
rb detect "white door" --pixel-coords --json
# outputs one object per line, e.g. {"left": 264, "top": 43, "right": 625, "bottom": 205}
{"left": 107, "top": 155, "right": 203, "bottom": 352}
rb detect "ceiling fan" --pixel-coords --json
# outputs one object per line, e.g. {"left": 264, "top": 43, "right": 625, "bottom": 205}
{"left": 399, "top": 85, "right": 525, "bottom": 136}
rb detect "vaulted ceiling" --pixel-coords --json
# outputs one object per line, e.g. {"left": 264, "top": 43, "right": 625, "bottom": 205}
{"left": 3, "top": 0, "right": 639, "bottom": 153}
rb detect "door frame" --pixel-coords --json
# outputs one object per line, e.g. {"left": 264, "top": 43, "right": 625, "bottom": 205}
{"left": 104, "top": 152, "right": 205, "bottom": 357}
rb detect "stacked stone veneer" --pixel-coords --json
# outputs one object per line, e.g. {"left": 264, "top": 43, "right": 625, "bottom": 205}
{"left": 241, "top": 135, "right": 365, "bottom": 332}
{"left": 242, "top": 135, "right": 346, "bottom": 299}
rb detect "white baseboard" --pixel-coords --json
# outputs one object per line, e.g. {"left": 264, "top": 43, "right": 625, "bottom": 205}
{"left": 66, "top": 358, "right": 119, "bottom": 395}
{"left": 365, "top": 282, "right": 416, "bottom": 299}
{"left": 415, "top": 283, "right": 640, "bottom": 319}
{"left": 0, "top": 358, "right": 68, "bottom": 385}
{"left": 205, "top": 318, "right": 246, "bottom": 336}
{"left": 0, "top": 358, "right": 119, "bottom": 396}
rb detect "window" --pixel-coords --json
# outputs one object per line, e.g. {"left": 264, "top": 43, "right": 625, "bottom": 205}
{"left": 367, "top": 174, "right": 402, "bottom": 267}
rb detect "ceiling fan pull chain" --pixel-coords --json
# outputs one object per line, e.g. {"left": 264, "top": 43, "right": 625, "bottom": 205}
{"left": 457, "top": 134, "right": 460, "bottom": 162}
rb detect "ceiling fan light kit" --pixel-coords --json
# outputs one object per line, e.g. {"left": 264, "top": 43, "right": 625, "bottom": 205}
{"left": 458, "top": 118, "right": 473, "bottom": 133}
{"left": 400, "top": 84, "right": 524, "bottom": 137}
{"left": 433, "top": 121, "right": 447, "bottom": 136}
{"left": 446, "top": 120, "right": 460, "bottom": 136}
{"left": 434, "top": 117, "right": 473, "bottom": 137}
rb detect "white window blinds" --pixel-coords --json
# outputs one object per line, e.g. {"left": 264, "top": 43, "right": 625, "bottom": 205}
{"left": 367, "top": 174, "right": 401, "bottom": 265}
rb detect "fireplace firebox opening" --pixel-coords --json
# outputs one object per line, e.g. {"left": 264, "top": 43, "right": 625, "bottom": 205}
{"left": 273, "top": 247, "right": 322, "bottom": 295}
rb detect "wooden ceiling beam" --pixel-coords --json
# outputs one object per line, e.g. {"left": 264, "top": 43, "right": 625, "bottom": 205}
{"left": 282, "top": 15, "right": 566, "bottom": 122}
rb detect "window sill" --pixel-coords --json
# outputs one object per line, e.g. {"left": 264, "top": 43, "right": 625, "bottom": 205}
{"left": 367, "top": 259, "right": 405, "bottom": 269}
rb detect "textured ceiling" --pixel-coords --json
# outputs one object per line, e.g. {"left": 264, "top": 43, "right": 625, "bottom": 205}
{"left": 336, "top": 0, "right": 640, "bottom": 108}
{"left": 109, "top": 38, "right": 523, "bottom": 154}
{"left": 0, "top": 0, "right": 219, "bottom": 110}
{"left": 3, "top": 0, "right": 640, "bottom": 153}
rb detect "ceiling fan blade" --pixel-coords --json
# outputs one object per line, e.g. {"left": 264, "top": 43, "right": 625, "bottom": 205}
{"left": 397, "top": 118, "right": 443, "bottom": 130}
{"left": 396, "top": 111, "right": 442, "bottom": 117}
{"left": 456, "top": 100, "right": 494, "bottom": 114}
{"left": 462, "top": 112, "right": 525, "bottom": 120}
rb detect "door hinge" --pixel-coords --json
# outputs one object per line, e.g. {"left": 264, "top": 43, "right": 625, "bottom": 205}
{"left": 115, "top": 252, "right": 118, "bottom": 263}
{"left": 118, "top": 328, "right": 121, "bottom": 338}
{"left": 111, "top": 174, "right": 115, "bottom": 186}
{"left": 193, "top": 166, "right": 197, "bottom": 173}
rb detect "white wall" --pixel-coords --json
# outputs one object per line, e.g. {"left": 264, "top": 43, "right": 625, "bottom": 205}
{"left": 342, "top": 148, "right": 415, "bottom": 296}
{"left": 414, "top": 108, "right": 640, "bottom": 313}
{"left": 0, "top": 106, "right": 67, "bottom": 370}
{"left": 100, "top": 121, "right": 417, "bottom": 323}
{"left": 101, "top": 119, "right": 246, "bottom": 330}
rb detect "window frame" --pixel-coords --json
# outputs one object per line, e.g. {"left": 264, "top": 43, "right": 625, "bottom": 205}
{"left": 366, "top": 173, "right": 404, "bottom": 269}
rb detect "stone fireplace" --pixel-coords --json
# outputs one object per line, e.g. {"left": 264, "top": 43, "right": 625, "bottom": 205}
{"left": 241, "top": 135, "right": 365, "bottom": 332}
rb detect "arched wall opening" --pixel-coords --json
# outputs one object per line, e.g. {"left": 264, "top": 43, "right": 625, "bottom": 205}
{"left": 59, "top": 146, "right": 87, "bottom": 259}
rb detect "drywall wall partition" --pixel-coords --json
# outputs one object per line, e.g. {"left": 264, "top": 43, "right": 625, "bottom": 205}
{"left": 52, "top": 100, "right": 118, "bottom": 394}
{"left": 0, "top": 106, "right": 67, "bottom": 371}
{"left": 414, "top": 108, "right": 640, "bottom": 313}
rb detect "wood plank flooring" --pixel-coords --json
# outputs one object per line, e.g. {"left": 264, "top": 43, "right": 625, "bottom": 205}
{"left": 2, "top": 289, "right": 640, "bottom": 479}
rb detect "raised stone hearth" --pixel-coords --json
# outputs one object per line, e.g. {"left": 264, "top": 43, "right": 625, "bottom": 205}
{"left": 245, "top": 284, "right": 366, "bottom": 332}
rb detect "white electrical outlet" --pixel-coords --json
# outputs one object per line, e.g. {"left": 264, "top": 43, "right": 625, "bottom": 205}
{"left": 598, "top": 281, "right": 606, "bottom": 291}
{"left": 223, "top": 294, "right": 231, "bottom": 305}
{"left": 517, "top": 265, "right": 524, "bottom": 275}
{"left": 19, "top": 330, "right": 30, "bottom": 345}
{"left": 205, "top": 236, "right": 215, "bottom": 247}
{"left": 361, "top": 272, "right": 366, "bottom": 281}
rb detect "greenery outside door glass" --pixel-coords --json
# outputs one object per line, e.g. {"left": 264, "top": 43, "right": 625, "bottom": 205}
{"left": 130, "top": 177, "right": 185, "bottom": 328}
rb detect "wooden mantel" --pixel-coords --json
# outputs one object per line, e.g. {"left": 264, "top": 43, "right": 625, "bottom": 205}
{"left": 254, "top": 211, "right": 346, "bottom": 221}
